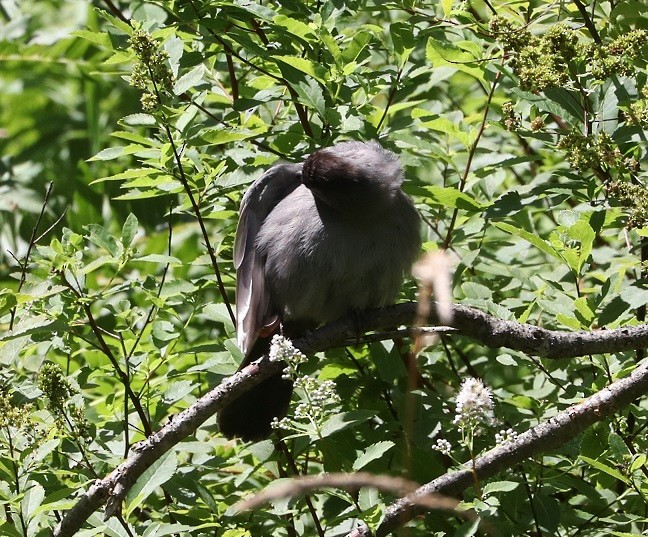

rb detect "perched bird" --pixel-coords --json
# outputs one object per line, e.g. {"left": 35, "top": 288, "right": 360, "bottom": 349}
{"left": 217, "top": 141, "right": 421, "bottom": 441}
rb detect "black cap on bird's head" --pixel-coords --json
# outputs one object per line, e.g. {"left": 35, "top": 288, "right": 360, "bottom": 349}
{"left": 301, "top": 141, "right": 404, "bottom": 213}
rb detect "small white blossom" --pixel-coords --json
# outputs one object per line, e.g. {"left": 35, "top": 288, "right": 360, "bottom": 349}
{"left": 432, "top": 438, "right": 452, "bottom": 456}
{"left": 271, "top": 416, "right": 291, "bottom": 431}
{"left": 453, "top": 377, "right": 496, "bottom": 431}
{"left": 495, "top": 428, "right": 518, "bottom": 444}
{"left": 269, "top": 335, "right": 307, "bottom": 379}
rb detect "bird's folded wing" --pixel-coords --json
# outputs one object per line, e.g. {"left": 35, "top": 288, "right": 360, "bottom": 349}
{"left": 234, "top": 163, "right": 303, "bottom": 355}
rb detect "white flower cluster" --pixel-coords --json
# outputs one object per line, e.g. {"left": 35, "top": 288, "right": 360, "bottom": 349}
{"left": 432, "top": 438, "right": 452, "bottom": 456}
{"left": 268, "top": 334, "right": 307, "bottom": 364}
{"left": 268, "top": 335, "right": 307, "bottom": 380}
{"left": 271, "top": 376, "right": 341, "bottom": 435}
{"left": 293, "top": 377, "right": 340, "bottom": 420}
{"left": 453, "top": 377, "right": 496, "bottom": 433}
{"left": 495, "top": 428, "right": 518, "bottom": 444}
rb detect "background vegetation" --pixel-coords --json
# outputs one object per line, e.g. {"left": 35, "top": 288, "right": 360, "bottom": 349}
{"left": 2, "top": 0, "right": 648, "bottom": 535}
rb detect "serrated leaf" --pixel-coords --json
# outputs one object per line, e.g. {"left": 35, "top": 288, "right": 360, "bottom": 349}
{"left": 152, "top": 320, "right": 176, "bottom": 344}
{"left": 88, "top": 144, "right": 147, "bottom": 161}
{"left": 125, "top": 452, "right": 177, "bottom": 517}
{"left": 320, "top": 411, "right": 375, "bottom": 438}
{"left": 174, "top": 64, "right": 207, "bottom": 95}
{"left": 483, "top": 480, "right": 519, "bottom": 495}
{"left": 162, "top": 380, "right": 196, "bottom": 404}
{"left": 0, "top": 316, "right": 61, "bottom": 342}
{"left": 630, "top": 453, "right": 647, "bottom": 473}
{"left": 201, "top": 129, "right": 259, "bottom": 146}
{"left": 136, "top": 254, "right": 182, "bottom": 265}
{"left": 413, "top": 185, "right": 484, "bottom": 211}
{"left": 121, "top": 213, "right": 138, "bottom": 248}
{"left": 86, "top": 224, "right": 119, "bottom": 256}
{"left": 608, "top": 431, "right": 631, "bottom": 459}
{"left": 90, "top": 167, "right": 158, "bottom": 185}
{"left": 71, "top": 29, "right": 112, "bottom": 49}
{"left": 426, "top": 38, "right": 484, "bottom": 82}
{"left": 494, "top": 222, "right": 562, "bottom": 261}
{"left": 274, "top": 55, "right": 326, "bottom": 84}
{"left": 352, "top": 441, "right": 395, "bottom": 471}
{"left": 580, "top": 455, "right": 631, "bottom": 484}
{"left": 120, "top": 113, "right": 157, "bottom": 126}
{"left": 273, "top": 15, "right": 315, "bottom": 40}
{"left": 96, "top": 8, "right": 133, "bottom": 35}
{"left": 203, "top": 303, "right": 235, "bottom": 334}
{"left": 22, "top": 484, "right": 45, "bottom": 520}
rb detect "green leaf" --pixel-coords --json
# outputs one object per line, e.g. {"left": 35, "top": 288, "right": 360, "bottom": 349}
{"left": 201, "top": 128, "right": 261, "bottom": 146}
{"left": 483, "top": 480, "right": 519, "bottom": 495}
{"left": 494, "top": 222, "right": 562, "bottom": 261}
{"left": 273, "top": 55, "right": 326, "bottom": 84}
{"left": 121, "top": 213, "right": 138, "bottom": 249}
{"left": 125, "top": 452, "right": 178, "bottom": 517}
{"left": 426, "top": 38, "right": 484, "bottom": 82}
{"left": 608, "top": 431, "right": 631, "bottom": 459}
{"left": 580, "top": 455, "right": 631, "bottom": 484}
{"left": 22, "top": 484, "right": 45, "bottom": 521}
{"left": 173, "top": 64, "right": 207, "bottom": 95}
{"left": 413, "top": 185, "right": 484, "bottom": 211}
{"left": 120, "top": 113, "right": 157, "bottom": 126}
{"left": 320, "top": 411, "right": 375, "bottom": 438}
{"left": 566, "top": 219, "right": 595, "bottom": 273}
{"left": 531, "top": 493, "right": 561, "bottom": 532}
{"left": 136, "top": 254, "right": 182, "bottom": 265}
{"left": 162, "top": 380, "right": 196, "bottom": 404}
{"left": 71, "top": 29, "right": 112, "bottom": 49}
{"left": 293, "top": 79, "right": 326, "bottom": 117}
{"left": 273, "top": 15, "right": 315, "bottom": 40}
{"left": 86, "top": 224, "right": 119, "bottom": 257}
{"left": 352, "top": 441, "right": 395, "bottom": 471}
{"left": 90, "top": 167, "right": 158, "bottom": 185}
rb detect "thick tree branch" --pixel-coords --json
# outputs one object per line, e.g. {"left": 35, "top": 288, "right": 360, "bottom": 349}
{"left": 53, "top": 301, "right": 648, "bottom": 536}
{"left": 299, "top": 302, "right": 648, "bottom": 359}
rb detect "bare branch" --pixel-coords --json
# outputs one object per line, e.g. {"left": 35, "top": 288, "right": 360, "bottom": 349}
{"left": 235, "top": 471, "right": 466, "bottom": 517}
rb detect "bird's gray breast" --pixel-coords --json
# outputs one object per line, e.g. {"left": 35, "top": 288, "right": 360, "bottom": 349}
{"left": 255, "top": 184, "right": 417, "bottom": 324}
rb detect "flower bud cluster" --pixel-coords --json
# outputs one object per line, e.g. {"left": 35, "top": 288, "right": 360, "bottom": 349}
{"left": 432, "top": 438, "right": 452, "bottom": 455}
{"left": 625, "top": 86, "right": 648, "bottom": 128}
{"left": 293, "top": 377, "right": 340, "bottom": 421}
{"left": 129, "top": 28, "right": 174, "bottom": 112}
{"left": 38, "top": 363, "right": 91, "bottom": 441}
{"left": 556, "top": 131, "right": 631, "bottom": 173}
{"left": 268, "top": 334, "right": 307, "bottom": 380}
{"left": 490, "top": 16, "right": 647, "bottom": 90}
{"left": 495, "top": 428, "right": 519, "bottom": 444}
{"left": 607, "top": 180, "right": 648, "bottom": 228}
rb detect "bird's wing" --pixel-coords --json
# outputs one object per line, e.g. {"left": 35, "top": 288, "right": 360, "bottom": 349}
{"left": 234, "top": 163, "right": 303, "bottom": 356}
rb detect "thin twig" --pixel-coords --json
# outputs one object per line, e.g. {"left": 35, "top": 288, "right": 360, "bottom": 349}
{"left": 9, "top": 182, "right": 54, "bottom": 330}
{"left": 60, "top": 275, "right": 153, "bottom": 437}
{"left": 443, "top": 71, "right": 501, "bottom": 249}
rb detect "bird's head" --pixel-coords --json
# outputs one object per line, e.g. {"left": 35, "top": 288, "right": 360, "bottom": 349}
{"left": 301, "top": 141, "right": 404, "bottom": 213}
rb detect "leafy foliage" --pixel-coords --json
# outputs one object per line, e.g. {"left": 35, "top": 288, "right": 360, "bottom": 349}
{"left": 1, "top": 0, "right": 648, "bottom": 535}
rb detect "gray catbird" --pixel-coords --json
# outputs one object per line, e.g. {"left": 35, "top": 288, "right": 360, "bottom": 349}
{"left": 217, "top": 141, "right": 421, "bottom": 441}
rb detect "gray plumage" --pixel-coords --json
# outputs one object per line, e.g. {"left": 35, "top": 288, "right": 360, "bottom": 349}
{"left": 218, "top": 141, "right": 421, "bottom": 441}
